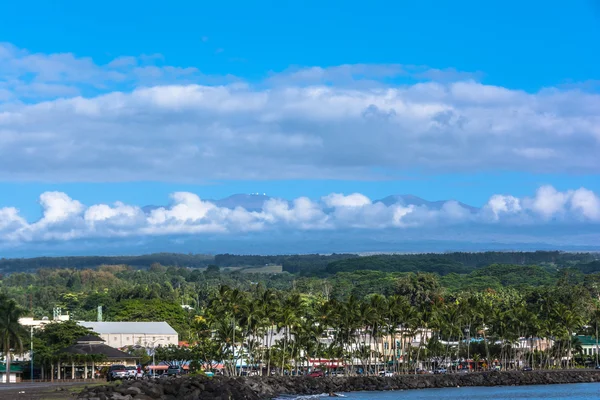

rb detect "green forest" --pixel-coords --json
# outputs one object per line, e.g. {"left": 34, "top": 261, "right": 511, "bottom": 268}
{"left": 0, "top": 251, "right": 598, "bottom": 337}
{"left": 2, "top": 250, "right": 595, "bottom": 275}
{"left": 1, "top": 251, "right": 600, "bottom": 375}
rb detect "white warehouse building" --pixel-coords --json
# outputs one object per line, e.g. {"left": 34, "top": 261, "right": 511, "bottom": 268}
{"left": 77, "top": 321, "right": 179, "bottom": 348}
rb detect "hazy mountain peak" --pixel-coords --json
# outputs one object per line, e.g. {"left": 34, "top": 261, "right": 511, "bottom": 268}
{"left": 214, "top": 193, "right": 271, "bottom": 211}
{"left": 375, "top": 194, "right": 478, "bottom": 212}
{"left": 143, "top": 193, "right": 478, "bottom": 214}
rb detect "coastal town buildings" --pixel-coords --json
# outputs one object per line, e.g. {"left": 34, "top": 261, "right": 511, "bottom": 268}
{"left": 576, "top": 335, "right": 600, "bottom": 357}
{"left": 77, "top": 321, "right": 179, "bottom": 348}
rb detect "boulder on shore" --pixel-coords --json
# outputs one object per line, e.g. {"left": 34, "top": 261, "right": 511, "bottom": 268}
{"left": 78, "top": 370, "right": 600, "bottom": 400}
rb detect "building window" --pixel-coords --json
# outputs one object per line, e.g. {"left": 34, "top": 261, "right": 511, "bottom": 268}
{"left": 126, "top": 337, "right": 129, "bottom": 341}
{"left": 153, "top": 337, "right": 156, "bottom": 341}
{"left": 114, "top": 337, "right": 117, "bottom": 341}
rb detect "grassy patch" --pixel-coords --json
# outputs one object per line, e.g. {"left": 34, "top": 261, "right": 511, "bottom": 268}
{"left": 240, "top": 265, "right": 283, "bottom": 274}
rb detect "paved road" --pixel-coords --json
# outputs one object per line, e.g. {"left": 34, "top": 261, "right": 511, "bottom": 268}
{"left": 0, "top": 381, "right": 90, "bottom": 391}
{"left": 0, "top": 381, "right": 93, "bottom": 399}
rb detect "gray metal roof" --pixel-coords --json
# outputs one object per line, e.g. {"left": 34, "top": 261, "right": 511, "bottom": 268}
{"left": 78, "top": 321, "right": 178, "bottom": 335}
{"left": 62, "top": 342, "right": 138, "bottom": 359}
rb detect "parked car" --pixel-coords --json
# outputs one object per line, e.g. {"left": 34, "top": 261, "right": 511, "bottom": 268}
{"left": 522, "top": 366, "right": 533, "bottom": 372}
{"left": 107, "top": 365, "right": 128, "bottom": 382}
{"left": 166, "top": 365, "right": 184, "bottom": 377}
{"left": 308, "top": 370, "right": 324, "bottom": 378}
{"left": 378, "top": 370, "right": 393, "bottom": 377}
{"left": 126, "top": 366, "right": 143, "bottom": 379}
{"left": 595, "top": 365, "right": 600, "bottom": 370}
{"left": 145, "top": 370, "right": 165, "bottom": 379}
{"left": 434, "top": 368, "right": 447, "bottom": 374}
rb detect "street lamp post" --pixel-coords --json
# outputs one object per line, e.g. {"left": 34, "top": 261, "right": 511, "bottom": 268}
{"left": 147, "top": 339, "right": 164, "bottom": 378}
{"left": 30, "top": 326, "right": 33, "bottom": 383}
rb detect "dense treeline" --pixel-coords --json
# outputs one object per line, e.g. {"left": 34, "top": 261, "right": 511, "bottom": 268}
{"left": 1, "top": 257, "right": 600, "bottom": 340}
{"left": 1, "top": 251, "right": 600, "bottom": 376}
{"left": 1, "top": 251, "right": 595, "bottom": 275}
{"left": 153, "top": 281, "right": 600, "bottom": 375}
{"left": 215, "top": 253, "right": 358, "bottom": 270}
{"left": 0, "top": 250, "right": 599, "bottom": 380}
{"left": 574, "top": 260, "right": 600, "bottom": 274}
{"left": 0, "top": 253, "right": 214, "bottom": 273}
{"left": 320, "top": 252, "right": 597, "bottom": 277}
{"left": 325, "top": 256, "right": 470, "bottom": 276}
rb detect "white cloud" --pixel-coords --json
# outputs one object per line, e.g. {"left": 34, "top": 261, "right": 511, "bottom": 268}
{"left": 0, "top": 207, "right": 27, "bottom": 235}
{"left": 0, "top": 186, "right": 598, "bottom": 246}
{"left": 0, "top": 43, "right": 599, "bottom": 182}
{"left": 0, "top": 42, "right": 234, "bottom": 101}
{"left": 262, "top": 197, "right": 329, "bottom": 229}
{"left": 570, "top": 188, "right": 600, "bottom": 221}
{"left": 483, "top": 186, "right": 600, "bottom": 223}
{"left": 528, "top": 185, "right": 569, "bottom": 219}
{"left": 322, "top": 193, "right": 372, "bottom": 208}
{"left": 485, "top": 194, "right": 522, "bottom": 220}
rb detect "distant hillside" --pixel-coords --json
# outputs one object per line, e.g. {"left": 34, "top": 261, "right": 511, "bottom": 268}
{"left": 0, "top": 250, "right": 595, "bottom": 275}
{"left": 573, "top": 260, "right": 600, "bottom": 274}
{"left": 288, "top": 251, "right": 597, "bottom": 276}
{"left": 0, "top": 253, "right": 214, "bottom": 273}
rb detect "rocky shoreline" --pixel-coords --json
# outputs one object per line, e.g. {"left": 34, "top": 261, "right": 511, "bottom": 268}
{"left": 77, "top": 370, "right": 600, "bottom": 400}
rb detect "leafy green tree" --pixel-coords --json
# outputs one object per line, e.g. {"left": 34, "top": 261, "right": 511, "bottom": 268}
{"left": 0, "top": 294, "right": 26, "bottom": 380}
{"left": 395, "top": 272, "right": 442, "bottom": 306}
{"left": 108, "top": 298, "right": 191, "bottom": 339}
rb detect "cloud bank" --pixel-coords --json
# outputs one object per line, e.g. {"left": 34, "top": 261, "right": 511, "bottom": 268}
{"left": 0, "top": 43, "right": 599, "bottom": 182}
{"left": 0, "top": 186, "right": 599, "bottom": 247}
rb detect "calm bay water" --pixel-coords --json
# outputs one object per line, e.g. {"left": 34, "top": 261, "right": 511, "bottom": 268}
{"left": 278, "top": 383, "right": 600, "bottom": 400}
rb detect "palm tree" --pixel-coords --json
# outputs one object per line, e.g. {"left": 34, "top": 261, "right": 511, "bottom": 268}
{"left": 0, "top": 295, "right": 26, "bottom": 382}
{"left": 589, "top": 301, "right": 600, "bottom": 367}
{"left": 277, "top": 300, "right": 300, "bottom": 375}
{"left": 554, "top": 304, "right": 584, "bottom": 368}
{"left": 386, "top": 295, "right": 409, "bottom": 373}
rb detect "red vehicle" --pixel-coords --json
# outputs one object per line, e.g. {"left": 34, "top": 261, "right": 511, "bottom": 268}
{"left": 308, "top": 370, "right": 324, "bottom": 378}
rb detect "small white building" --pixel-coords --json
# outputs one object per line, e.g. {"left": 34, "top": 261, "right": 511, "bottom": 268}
{"left": 77, "top": 321, "right": 179, "bottom": 348}
{"left": 19, "top": 313, "right": 70, "bottom": 329}
{"left": 0, "top": 364, "right": 22, "bottom": 383}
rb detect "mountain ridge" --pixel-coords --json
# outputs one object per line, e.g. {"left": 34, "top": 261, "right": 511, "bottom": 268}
{"left": 141, "top": 193, "right": 479, "bottom": 213}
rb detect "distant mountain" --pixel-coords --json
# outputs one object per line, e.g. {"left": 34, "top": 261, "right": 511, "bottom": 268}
{"left": 375, "top": 195, "right": 479, "bottom": 212}
{"left": 142, "top": 194, "right": 478, "bottom": 213}
{"left": 142, "top": 193, "right": 273, "bottom": 214}
{"left": 213, "top": 194, "right": 271, "bottom": 211}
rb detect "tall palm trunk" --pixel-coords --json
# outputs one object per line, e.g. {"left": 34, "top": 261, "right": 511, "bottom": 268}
{"left": 4, "top": 341, "right": 11, "bottom": 383}
{"left": 596, "top": 321, "right": 599, "bottom": 366}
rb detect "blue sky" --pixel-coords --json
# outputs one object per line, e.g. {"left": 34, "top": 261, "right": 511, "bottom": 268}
{"left": 2, "top": 0, "right": 599, "bottom": 89}
{"left": 0, "top": 1, "right": 599, "bottom": 254}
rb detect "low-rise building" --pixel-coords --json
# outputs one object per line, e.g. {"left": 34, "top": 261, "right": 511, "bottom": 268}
{"left": 18, "top": 313, "right": 70, "bottom": 329}
{"left": 576, "top": 335, "right": 600, "bottom": 357}
{"left": 61, "top": 335, "right": 139, "bottom": 373}
{"left": 77, "top": 321, "right": 179, "bottom": 348}
{"left": 515, "top": 337, "right": 554, "bottom": 352}
{"left": 0, "top": 364, "right": 23, "bottom": 383}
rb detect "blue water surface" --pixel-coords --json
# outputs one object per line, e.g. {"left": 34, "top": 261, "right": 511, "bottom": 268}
{"left": 279, "top": 383, "right": 600, "bottom": 400}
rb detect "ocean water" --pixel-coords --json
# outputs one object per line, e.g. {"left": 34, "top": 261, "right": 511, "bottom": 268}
{"left": 276, "top": 383, "right": 600, "bottom": 400}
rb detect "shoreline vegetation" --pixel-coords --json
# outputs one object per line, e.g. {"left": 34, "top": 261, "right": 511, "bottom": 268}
{"left": 77, "top": 370, "right": 600, "bottom": 399}
{"left": 3, "top": 251, "right": 600, "bottom": 384}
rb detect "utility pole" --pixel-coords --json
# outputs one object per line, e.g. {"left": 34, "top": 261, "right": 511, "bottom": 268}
{"left": 30, "top": 326, "right": 33, "bottom": 383}
{"left": 147, "top": 339, "right": 164, "bottom": 378}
